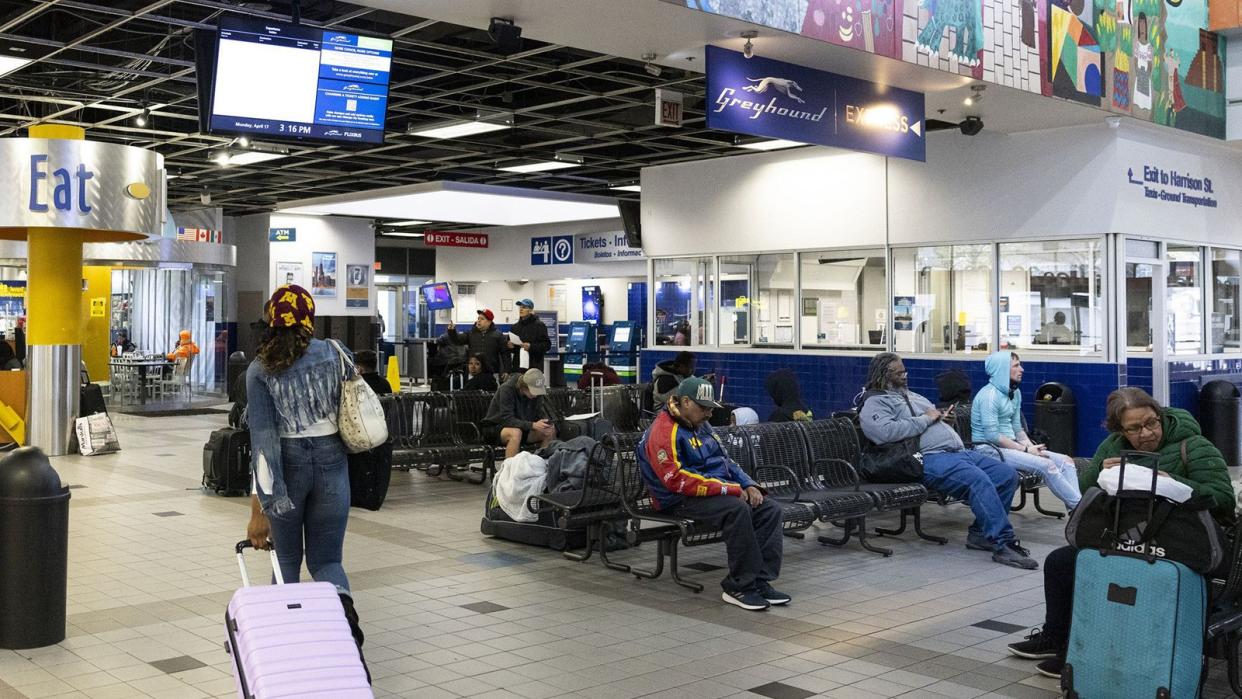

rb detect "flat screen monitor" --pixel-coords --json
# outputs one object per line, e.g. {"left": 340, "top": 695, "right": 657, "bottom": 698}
{"left": 197, "top": 17, "right": 393, "bottom": 145}
{"left": 420, "top": 282, "right": 454, "bottom": 311}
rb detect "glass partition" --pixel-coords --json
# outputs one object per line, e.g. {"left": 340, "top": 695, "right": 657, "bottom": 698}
{"left": 999, "top": 240, "right": 1104, "bottom": 354}
{"left": 653, "top": 258, "right": 714, "bottom": 346}
{"left": 800, "top": 249, "right": 887, "bottom": 349}
{"left": 1167, "top": 245, "right": 1204, "bottom": 355}
{"left": 718, "top": 257, "right": 752, "bottom": 345}
{"left": 1211, "top": 248, "right": 1240, "bottom": 353}
{"left": 891, "top": 245, "right": 992, "bottom": 354}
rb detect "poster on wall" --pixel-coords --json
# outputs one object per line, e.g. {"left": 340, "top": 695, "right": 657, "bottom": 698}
{"left": 275, "top": 261, "right": 304, "bottom": 290}
{"left": 893, "top": 296, "right": 915, "bottom": 331}
{"left": 311, "top": 252, "right": 337, "bottom": 298}
{"left": 345, "top": 264, "right": 369, "bottom": 309}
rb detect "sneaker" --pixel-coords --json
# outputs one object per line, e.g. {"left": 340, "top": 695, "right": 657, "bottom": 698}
{"left": 1007, "top": 627, "right": 1064, "bottom": 660}
{"left": 993, "top": 542, "right": 1039, "bottom": 570}
{"left": 756, "top": 581, "right": 791, "bottom": 606}
{"left": 965, "top": 530, "right": 992, "bottom": 551}
{"left": 1036, "top": 655, "right": 1065, "bottom": 679}
{"left": 1009, "top": 539, "right": 1032, "bottom": 557}
{"left": 722, "top": 588, "right": 771, "bottom": 611}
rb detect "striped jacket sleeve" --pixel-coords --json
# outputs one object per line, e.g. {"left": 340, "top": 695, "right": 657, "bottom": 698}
{"left": 644, "top": 421, "right": 744, "bottom": 498}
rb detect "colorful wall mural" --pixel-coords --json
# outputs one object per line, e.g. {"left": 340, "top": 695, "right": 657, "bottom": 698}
{"left": 673, "top": 0, "right": 1225, "bottom": 137}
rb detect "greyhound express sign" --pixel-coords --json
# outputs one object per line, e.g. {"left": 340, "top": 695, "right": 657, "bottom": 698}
{"left": 705, "top": 46, "right": 925, "bottom": 162}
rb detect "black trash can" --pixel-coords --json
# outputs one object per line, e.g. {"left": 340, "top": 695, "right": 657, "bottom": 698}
{"left": 226, "top": 351, "right": 248, "bottom": 402}
{"left": 1035, "top": 382, "right": 1077, "bottom": 457}
{"left": 0, "top": 447, "right": 70, "bottom": 649}
{"left": 1200, "top": 380, "right": 1242, "bottom": 467}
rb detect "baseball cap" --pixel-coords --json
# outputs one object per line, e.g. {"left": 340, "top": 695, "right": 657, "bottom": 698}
{"left": 520, "top": 368, "right": 547, "bottom": 396}
{"left": 674, "top": 377, "right": 722, "bottom": 409}
{"left": 476, "top": 308, "right": 495, "bottom": 322}
{"left": 516, "top": 298, "right": 535, "bottom": 309}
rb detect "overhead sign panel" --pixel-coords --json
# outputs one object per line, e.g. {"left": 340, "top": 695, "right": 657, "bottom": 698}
{"left": 705, "top": 46, "right": 925, "bottom": 162}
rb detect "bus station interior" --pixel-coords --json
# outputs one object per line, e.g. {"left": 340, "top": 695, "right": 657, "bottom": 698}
{"left": 0, "top": 0, "right": 1240, "bottom": 697}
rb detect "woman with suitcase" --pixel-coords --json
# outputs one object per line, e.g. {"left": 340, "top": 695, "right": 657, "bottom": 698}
{"left": 243, "top": 284, "right": 368, "bottom": 680}
{"left": 1007, "top": 387, "right": 1233, "bottom": 682}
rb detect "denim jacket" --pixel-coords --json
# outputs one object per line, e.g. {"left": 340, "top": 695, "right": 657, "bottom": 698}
{"left": 247, "top": 338, "right": 350, "bottom": 515}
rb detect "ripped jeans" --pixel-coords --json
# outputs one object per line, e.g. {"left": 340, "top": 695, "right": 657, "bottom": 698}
{"left": 986, "top": 446, "right": 1081, "bottom": 509}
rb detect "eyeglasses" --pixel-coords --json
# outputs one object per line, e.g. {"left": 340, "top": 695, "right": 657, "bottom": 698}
{"left": 1121, "top": 417, "right": 1161, "bottom": 437}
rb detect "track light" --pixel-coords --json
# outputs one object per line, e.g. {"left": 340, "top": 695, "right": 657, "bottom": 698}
{"left": 211, "top": 150, "right": 231, "bottom": 167}
{"left": 236, "top": 135, "right": 250, "bottom": 148}
{"left": 741, "top": 31, "right": 758, "bottom": 59}
{"left": 135, "top": 107, "right": 149, "bottom": 127}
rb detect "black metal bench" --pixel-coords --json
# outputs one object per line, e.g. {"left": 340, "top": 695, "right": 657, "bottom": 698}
{"left": 389, "top": 392, "right": 494, "bottom": 479}
{"left": 610, "top": 430, "right": 820, "bottom": 593}
{"left": 791, "top": 419, "right": 934, "bottom": 556}
{"left": 949, "top": 401, "right": 1061, "bottom": 518}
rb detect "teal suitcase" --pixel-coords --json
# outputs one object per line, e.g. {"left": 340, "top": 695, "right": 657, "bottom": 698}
{"left": 1063, "top": 549, "right": 1206, "bottom": 698}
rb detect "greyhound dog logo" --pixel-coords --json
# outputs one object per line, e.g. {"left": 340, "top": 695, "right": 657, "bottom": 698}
{"left": 743, "top": 76, "right": 806, "bottom": 103}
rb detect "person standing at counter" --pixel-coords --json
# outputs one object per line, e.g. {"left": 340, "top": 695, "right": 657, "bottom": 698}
{"left": 447, "top": 309, "right": 510, "bottom": 378}
{"left": 507, "top": 299, "right": 550, "bottom": 372}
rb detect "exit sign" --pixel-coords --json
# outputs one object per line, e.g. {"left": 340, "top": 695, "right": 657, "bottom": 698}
{"left": 655, "top": 88, "right": 683, "bottom": 127}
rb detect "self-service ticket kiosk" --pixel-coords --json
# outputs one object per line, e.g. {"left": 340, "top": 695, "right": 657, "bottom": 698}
{"left": 605, "top": 321, "right": 639, "bottom": 384}
{"left": 563, "top": 321, "right": 597, "bottom": 386}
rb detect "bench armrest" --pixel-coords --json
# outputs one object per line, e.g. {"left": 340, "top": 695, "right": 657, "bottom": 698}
{"left": 755, "top": 465, "right": 801, "bottom": 500}
{"left": 812, "top": 457, "right": 861, "bottom": 490}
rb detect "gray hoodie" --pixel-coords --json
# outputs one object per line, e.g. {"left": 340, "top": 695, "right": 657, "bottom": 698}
{"left": 859, "top": 389, "right": 964, "bottom": 455}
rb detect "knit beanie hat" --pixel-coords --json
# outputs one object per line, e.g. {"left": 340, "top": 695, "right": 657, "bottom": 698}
{"left": 268, "top": 284, "right": 315, "bottom": 331}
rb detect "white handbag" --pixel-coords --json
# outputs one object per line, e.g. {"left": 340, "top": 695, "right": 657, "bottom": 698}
{"left": 329, "top": 340, "right": 388, "bottom": 453}
{"left": 75, "top": 413, "right": 120, "bottom": 456}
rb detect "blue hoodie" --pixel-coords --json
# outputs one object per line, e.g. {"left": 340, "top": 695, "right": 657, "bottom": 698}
{"left": 971, "top": 351, "right": 1023, "bottom": 444}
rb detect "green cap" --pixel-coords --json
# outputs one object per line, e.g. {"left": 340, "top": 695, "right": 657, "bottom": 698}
{"left": 674, "top": 377, "right": 722, "bottom": 409}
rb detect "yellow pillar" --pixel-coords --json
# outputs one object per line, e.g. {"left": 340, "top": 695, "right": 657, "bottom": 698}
{"left": 26, "top": 124, "right": 86, "bottom": 454}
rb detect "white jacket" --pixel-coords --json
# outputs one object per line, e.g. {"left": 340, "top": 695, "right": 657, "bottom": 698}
{"left": 493, "top": 452, "right": 548, "bottom": 522}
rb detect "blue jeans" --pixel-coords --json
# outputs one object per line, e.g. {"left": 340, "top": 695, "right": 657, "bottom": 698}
{"left": 267, "top": 435, "right": 351, "bottom": 594}
{"left": 923, "top": 450, "right": 1019, "bottom": 548}
{"left": 985, "top": 446, "right": 1081, "bottom": 509}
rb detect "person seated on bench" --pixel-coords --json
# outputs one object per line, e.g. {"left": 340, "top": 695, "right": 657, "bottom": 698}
{"left": 860, "top": 352, "right": 1037, "bottom": 570}
{"left": 464, "top": 353, "right": 497, "bottom": 392}
{"left": 482, "top": 368, "right": 556, "bottom": 458}
{"left": 353, "top": 350, "right": 392, "bottom": 395}
{"left": 1007, "top": 387, "right": 1234, "bottom": 680}
{"left": 971, "top": 351, "right": 1079, "bottom": 509}
{"left": 765, "top": 368, "right": 812, "bottom": 422}
{"left": 637, "top": 377, "right": 789, "bottom": 611}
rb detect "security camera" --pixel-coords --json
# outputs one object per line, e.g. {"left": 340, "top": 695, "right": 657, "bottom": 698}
{"left": 741, "top": 31, "right": 758, "bottom": 59}
{"left": 644, "top": 62, "right": 662, "bottom": 78}
{"left": 959, "top": 116, "right": 984, "bottom": 136}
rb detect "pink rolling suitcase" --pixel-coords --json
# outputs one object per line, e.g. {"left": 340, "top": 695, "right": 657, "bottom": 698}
{"left": 225, "top": 541, "right": 372, "bottom": 699}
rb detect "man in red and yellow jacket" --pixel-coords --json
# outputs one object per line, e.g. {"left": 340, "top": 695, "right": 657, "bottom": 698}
{"left": 637, "top": 377, "right": 789, "bottom": 611}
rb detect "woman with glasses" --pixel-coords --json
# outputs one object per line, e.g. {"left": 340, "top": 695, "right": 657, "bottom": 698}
{"left": 1006, "top": 386, "right": 1233, "bottom": 679}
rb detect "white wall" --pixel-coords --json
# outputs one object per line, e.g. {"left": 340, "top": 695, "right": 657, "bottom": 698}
{"left": 642, "top": 122, "right": 1242, "bottom": 252}
{"left": 248, "top": 214, "right": 378, "bottom": 316}
{"left": 641, "top": 146, "right": 888, "bottom": 256}
{"left": 433, "top": 218, "right": 645, "bottom": 326}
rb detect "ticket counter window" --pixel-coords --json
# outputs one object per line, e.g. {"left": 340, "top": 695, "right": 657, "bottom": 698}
{"left": 718, "top": 258, "right": 752, "bottom": 345}
{"left": 800, "top": 250, "right": 886, "bottom": 349}
{"left": 998, "top": 240, "right": 1104, "bottom": 355}
{"left": 891, "top": 245, "right": 992, "bottom": 355}
{"left": 1167, "top": 245, "right": 1204, "bottom": 355}
{"left": 1212, "top": 248, "right": 1241, "bottom": 353}
{"left": 717, "top": 254, "right": 795, "bottom": 347}
{"left": 654, "top": 258, "right": 714, "bottom": 346}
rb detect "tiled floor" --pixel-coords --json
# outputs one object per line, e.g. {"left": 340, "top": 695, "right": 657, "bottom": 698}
{"left": 0, "top": 411, "right": 1235, "bottom": 698}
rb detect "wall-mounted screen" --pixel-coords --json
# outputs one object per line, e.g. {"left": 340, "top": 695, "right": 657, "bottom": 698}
{"left": 199, "top": 17, "right": 392, "bottom": 145}
{"left": 420, "top": 282, "right": 454, "bottom": 311}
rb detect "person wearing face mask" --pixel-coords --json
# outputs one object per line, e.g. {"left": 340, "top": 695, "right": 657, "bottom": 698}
{"left": 637, "top": 377, "right": 789, "bottom": 611}
{"left": 971, "top": 351, "right": 1080, "bottom": 509}
{"left": 1006, "top": 387, "right": 1233, "bottom": 680}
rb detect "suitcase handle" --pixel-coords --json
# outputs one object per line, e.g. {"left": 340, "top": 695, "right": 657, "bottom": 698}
{"left": 235, "top": 539, "right": 284, "bottom": 586}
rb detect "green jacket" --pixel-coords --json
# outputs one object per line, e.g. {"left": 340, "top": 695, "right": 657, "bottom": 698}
{"left": 1082, "top": 407, "right": 1234, "bottom": 520}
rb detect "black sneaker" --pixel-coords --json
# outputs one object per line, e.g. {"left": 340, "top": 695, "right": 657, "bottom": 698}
{"left": 722, "top": 588, "right": 770, "bottom": 611}
{"left": 1007, "top": 627, "right": 1063, "bottom": 660}
{"left": 1036, "top": 655, "right": 1065, "bottom": 679}
{"left": 993, "top": 542, "right": 1039, "bottom": 570}
{"left": 965, "top": 530, "right": 992, "bottom": 551}
{"left": 756, "top": 581, "right": 791, "bottom": 606}
{"left": 1009, "top": 539, "right": 1031, "bottom": 557}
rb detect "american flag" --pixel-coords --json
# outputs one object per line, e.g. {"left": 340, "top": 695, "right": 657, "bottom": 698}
{"left": 176, "top": 227, "right": 223, "bottom": 243}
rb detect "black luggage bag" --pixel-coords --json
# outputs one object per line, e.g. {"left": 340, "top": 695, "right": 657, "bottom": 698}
{"left": 81, "top": 383, "right": 107, "bottom": 416}
{"left": 203, "top": 427, "right": 250, "bottom": 496}
{"left": 480, "top": 484, "right": 588, "bottom": 551}
{"left": 348, "top": 442, "right": 393, "bottom": 511}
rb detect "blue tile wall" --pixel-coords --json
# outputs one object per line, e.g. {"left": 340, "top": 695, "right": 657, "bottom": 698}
{"left": 641, "top": 349, "right": 1124, "bottom": 457}
{"left": 1126, "top": 357, "right": 1153, "bottom": 395}
{"left": 626, "top": 282, "right": 648, "bottom": 340}
{"left": 1167, "top": 357, "right": 1242, "bottom": 418}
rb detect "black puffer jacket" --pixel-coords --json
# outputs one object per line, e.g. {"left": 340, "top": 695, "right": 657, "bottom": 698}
{"left": 447, "top": 325, "right": 510, "bottom": 375}
{"left": 765, "top": 369, "right": 809, "bottom": 422}
{"left": 508, "top": 314, "right": 551, "bottom": 371}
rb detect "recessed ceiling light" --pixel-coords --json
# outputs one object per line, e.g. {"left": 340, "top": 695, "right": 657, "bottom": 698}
{"left": 0, "top": 55, "right": 31, "bottom": 78}
{"left": 609, "top": 184, "right": 642, "bottom": 193}
{"left": 736, "top": 139, "right": 805, "bottom": 151}
{"left": 390, "top": 220, "right": 430, "bottom": 227}
{"left": 228, "top": 151, "right": 287, "bottom": 166}
{"left": 408, "top": 111, "right": 514, "bottom": 139}
{"left": 498, "top": 161, "right": 579, "bottom": 173}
